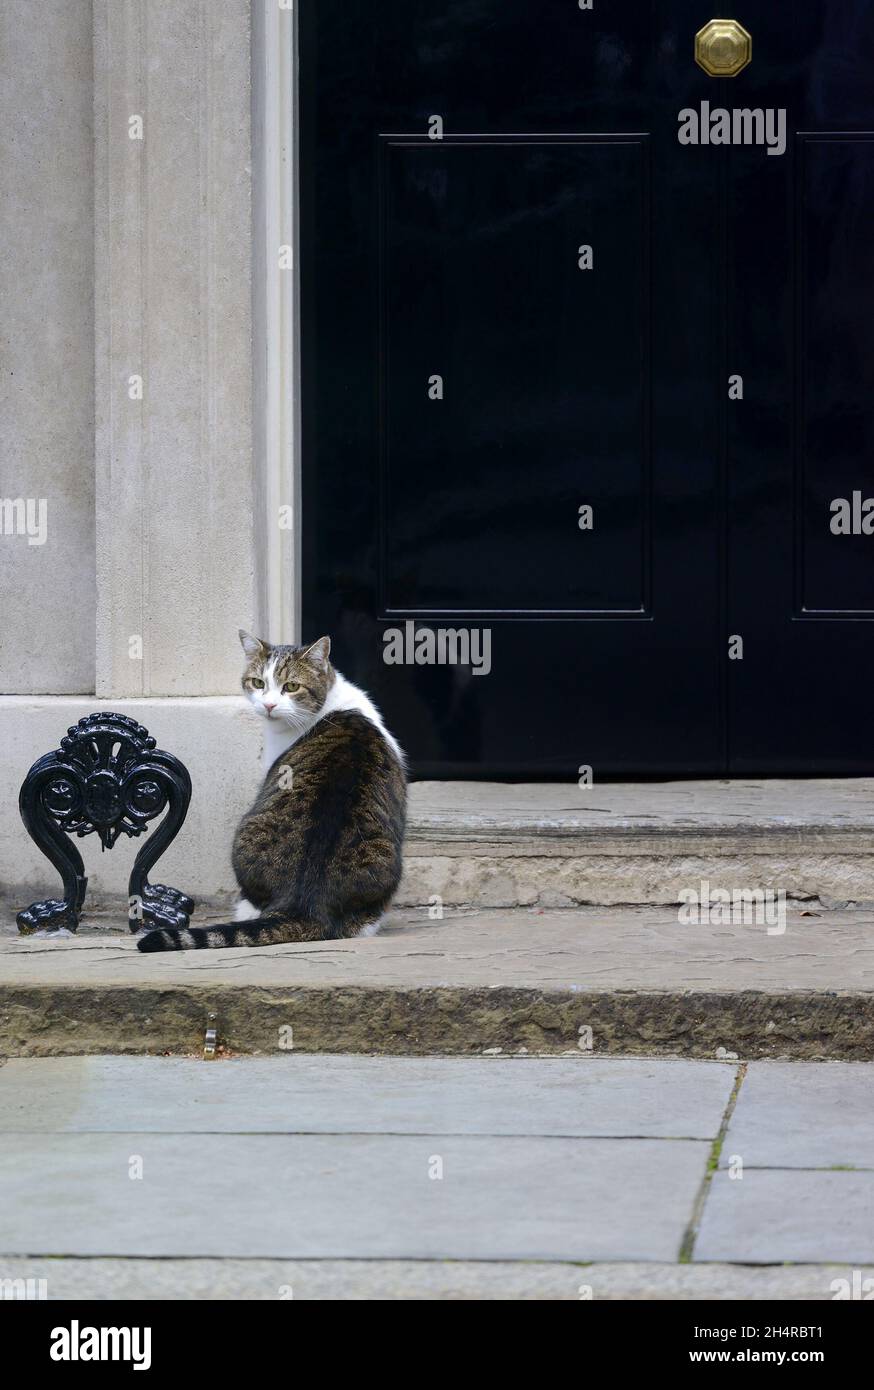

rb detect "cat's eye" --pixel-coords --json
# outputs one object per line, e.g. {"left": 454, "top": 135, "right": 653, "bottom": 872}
{"left": 250, "top": 677, "right": 265, "bottom": 689}
{"left": 283, "top": 682, "right": 302, "bottom": 695}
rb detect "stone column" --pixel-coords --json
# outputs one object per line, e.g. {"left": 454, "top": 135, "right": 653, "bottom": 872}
{"left": 94, "top": 0, "right": 261, "bottom": 697}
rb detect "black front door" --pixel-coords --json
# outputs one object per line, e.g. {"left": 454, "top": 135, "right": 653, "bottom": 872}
{"left": 300, "top": 1, "right": 874, "bottom": 778}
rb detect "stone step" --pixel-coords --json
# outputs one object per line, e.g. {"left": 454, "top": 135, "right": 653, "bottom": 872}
{"left": 399, "top": 779, "right": 874, "bottom": 908}
{"left": 2, "top": 904, "right": 873, "bottom": 1060}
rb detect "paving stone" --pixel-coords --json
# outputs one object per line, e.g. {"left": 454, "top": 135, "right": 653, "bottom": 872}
{"left": 695, "top": 1170, "right": 874, "bottom": 1264}
{"left": 0, "top": 1055, "right": 735, "bottom": 1139}
{"left": 0, "top": 1132, "right": 708, "bottom": 1261}
{"left": 720, "top": 1062, "right": 874, "bottom": 1169}
{"left": 0, "top": 1257, "right": 865, "bottom": 1301}
{"left": 5, "top": 1054, "right": 874, "bottom": 1276}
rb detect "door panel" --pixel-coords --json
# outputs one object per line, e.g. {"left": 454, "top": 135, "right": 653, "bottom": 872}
{"left": 727, "top": 1, "right": 874, "bottom": 773}
{"left": 799, "top": 136, "right": 874, "bottom": 615}
{"left": 381, "top": 136, "right": 649, "bottom": 616}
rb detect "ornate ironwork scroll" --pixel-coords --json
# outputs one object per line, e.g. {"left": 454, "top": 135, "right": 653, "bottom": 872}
{"left": 16, "top": 712, "right": 194, "bottom": 935}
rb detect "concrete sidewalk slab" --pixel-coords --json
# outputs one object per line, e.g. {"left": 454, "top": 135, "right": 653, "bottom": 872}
{"left": 1, "top": 907, "right": 873, "bottom": 1058}
{"left": 695, "top": 1170, "right": 874, "bottom": 1264}
{"left": 0, "top": 1055, "right": 736, "bottom": 1139}
{"left": 5, "top": 1055, "right": 874, "bottom": 1286}
{"left": 0, "top": 1256, "right": 864, "bottom": 1301}
{"left": 716, "top": 1061, "right": 874, "bottom": 1170}
{"left": 0, "top": 1131, "right": 708, "bottom": 1261}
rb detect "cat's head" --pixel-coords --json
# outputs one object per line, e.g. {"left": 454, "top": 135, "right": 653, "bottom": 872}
{"left": 238, "top": 630, "right": 334, "bottom": 727}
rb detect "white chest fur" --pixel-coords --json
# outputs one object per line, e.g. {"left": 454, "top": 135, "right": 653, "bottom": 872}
{"left": 261, "top": 716, "right": 301, "bottom": 772}
{"left": 259, "top": 672, "right": 404, "bottom": 773}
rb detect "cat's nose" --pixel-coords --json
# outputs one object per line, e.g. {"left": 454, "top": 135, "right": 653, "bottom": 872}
{"left": 264, "top": 702, "right": 276, "bottom": 715}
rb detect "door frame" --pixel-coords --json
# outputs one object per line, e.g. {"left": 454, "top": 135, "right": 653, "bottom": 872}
{"left": 253, "top": 0, "right": 301, "bottom": 645}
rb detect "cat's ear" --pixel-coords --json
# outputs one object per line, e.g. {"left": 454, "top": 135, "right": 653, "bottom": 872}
{"left": 301, "top": 635, "right": 331, "bottom": 669}
{"left": 239, "top": 629, "right": 268, "bottom": 660}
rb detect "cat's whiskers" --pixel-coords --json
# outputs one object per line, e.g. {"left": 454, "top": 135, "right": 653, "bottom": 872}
{"left": 278, "top": 706, "right": 314, "bottom": 735}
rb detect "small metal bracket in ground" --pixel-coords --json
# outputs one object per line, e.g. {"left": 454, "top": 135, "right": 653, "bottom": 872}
{"left": 203, "top": 1013, "right": 218, "bottom": 1060}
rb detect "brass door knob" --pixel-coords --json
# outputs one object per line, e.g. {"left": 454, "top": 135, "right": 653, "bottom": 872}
{"left": 695, "top": 19, "right": 752, "bottom": 77}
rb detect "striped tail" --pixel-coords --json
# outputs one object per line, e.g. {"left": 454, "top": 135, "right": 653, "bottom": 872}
{"left": 137, "top": 915, "right": 324, "bottom": 952}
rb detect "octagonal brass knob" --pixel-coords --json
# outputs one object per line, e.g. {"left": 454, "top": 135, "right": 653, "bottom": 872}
{"left": 695, "top": 19, "right": 752, "bottom": 77}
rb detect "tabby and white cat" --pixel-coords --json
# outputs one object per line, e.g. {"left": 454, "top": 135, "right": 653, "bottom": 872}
{"left": 137, "top": 631, "right": 407, "bottom": 951}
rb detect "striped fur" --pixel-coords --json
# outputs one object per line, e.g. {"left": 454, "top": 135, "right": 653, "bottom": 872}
{"left": 137, "top": 636, "right": 406, "bottom": 952}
